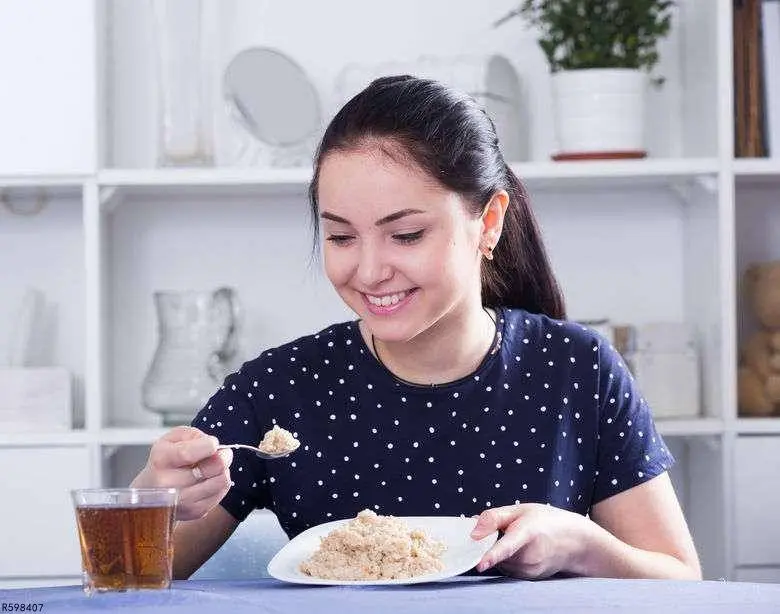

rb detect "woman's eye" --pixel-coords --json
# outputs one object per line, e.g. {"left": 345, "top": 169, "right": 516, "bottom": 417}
{"left": 326, "top": 235, "right": 354, "bottom": 245}
{"left": 393, "top": 230, "right": 424, "bottom": 244}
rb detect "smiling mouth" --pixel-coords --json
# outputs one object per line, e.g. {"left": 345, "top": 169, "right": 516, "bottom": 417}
{"left": 364, "top": 289, "right": 416, "bottom": 307}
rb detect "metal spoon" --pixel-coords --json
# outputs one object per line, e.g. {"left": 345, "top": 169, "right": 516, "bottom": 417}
{"left": 217, "top": 443, "right": 296, "bottom": 460}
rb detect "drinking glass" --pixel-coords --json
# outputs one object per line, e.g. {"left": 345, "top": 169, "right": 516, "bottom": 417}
{"left": 71, "top": 488, "right": 178, "bottom": 595}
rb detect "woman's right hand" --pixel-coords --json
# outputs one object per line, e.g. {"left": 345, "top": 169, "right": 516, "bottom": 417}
{"left": 131, "top": 426, "right": 234, "bottom": 521}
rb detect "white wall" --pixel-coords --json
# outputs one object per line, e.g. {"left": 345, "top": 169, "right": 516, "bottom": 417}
{"left": 0, "top": 0, "right": 96, "bottom": 174}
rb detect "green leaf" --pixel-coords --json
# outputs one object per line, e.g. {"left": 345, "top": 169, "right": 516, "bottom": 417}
{"left": 494, "top": 0, "right": 675, "bottom": 76}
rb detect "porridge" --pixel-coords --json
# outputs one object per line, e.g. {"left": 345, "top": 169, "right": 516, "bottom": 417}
{"left": 257, "top": 425, "right": 300, "bottom": 455}
{"left": 299, "top": 509, "right": 446, "bottom": 581}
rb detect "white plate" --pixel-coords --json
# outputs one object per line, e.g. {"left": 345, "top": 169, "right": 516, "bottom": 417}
{"left": 267, "top": 515, "right": 498, "bottom": 586}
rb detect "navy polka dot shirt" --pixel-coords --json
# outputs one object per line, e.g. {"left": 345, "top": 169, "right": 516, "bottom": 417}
{"left": 192, "top": 307, "right": 674, "bottom": 538}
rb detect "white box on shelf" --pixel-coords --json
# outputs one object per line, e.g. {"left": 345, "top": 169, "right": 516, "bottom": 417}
{"left": 629, "top": 350, "right": 700, "bottom": 420}
{"left": 635, "top": 322, "right": 697, "bottom": 353}
{"left": 0, "top": 368, "right": 72, "bottom": 431}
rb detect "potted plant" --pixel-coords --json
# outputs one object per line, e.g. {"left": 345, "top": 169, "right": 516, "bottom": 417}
{"left": 495, "top": 0, "right": 674, "bottom": 160}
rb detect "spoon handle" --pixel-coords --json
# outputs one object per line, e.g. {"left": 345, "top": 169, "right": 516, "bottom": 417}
{"left": 216, "top": 443, "right": 289, "bottom": 460}
{"left": 217, "top": 444, "right": 260, "bottom": 453}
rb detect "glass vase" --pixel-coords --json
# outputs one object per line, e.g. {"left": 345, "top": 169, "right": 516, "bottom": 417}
{"left": 151, "top": 0, "right": 213, "bottom": 166}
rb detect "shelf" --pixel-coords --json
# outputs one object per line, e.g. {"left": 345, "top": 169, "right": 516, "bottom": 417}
{"left": 0, "top": 429, "right": 168, "bottom": 448}
{"left": 97, "top": 167, "right": 312, "bottom": 202}
{"left": 513, "top": 157, "right": 719, "bottom": 191}
{"left": 0, "top": 158, "right": 721, "bottom": 201}
{"left": 98, "top": 167, "right": 314, "bottom": 186}
{"left": 0, "top": 431, "right": 91, "bottom": 447}
{"left": 98, "top": 428, "right": 169, "bottom": 446}
{"left": 655, "top": 418, "right": 725, "bottom": 437}
{"left": 735, "top": 418, "right": 780, "bottom": 435}
{"left": 0, "top": 174, "right": 86, "bottom": 201}
{"left": 91, "top": 158, "right": 721, "bottom": 201}
{"left": 0, "top": 173, "right": 89, "bottom": 188}
{"left": 734, "top": 158, "right": 780, "bottom": 186}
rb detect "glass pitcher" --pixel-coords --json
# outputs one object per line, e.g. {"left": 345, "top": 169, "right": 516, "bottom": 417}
{"left": 142, "top": 287, "right": 241, "bottom": 426}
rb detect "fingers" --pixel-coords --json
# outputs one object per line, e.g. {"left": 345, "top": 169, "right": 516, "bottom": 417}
{"left": 166, "top": 450, "right": 233, "bottom": 521}
{"left": 173, "top": 435, "right": 220, "bottom": 467}
{"left": 150, "top": 428, "right": 220, "bottom": 471}
{"left": 162, "top": 425, "right": 207, "bottom": 442}
{"left": 471, "top": 504, "right": 523, "bottom": 540}
{"left": 195, "top": 448, "right": 234, "bottom": 479}
{"left": 154, "top": 449, "right": 233, "bottom": 489}
{"left": 476, "top": 519, "right": 531, "bottom": 572}
{"left": 176, "top": 466, "right": 233, "bottom": 521}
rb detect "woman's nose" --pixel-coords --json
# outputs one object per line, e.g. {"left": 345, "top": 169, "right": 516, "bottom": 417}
{"left": 356, "top": 244, "right": 392, "bottom": 286}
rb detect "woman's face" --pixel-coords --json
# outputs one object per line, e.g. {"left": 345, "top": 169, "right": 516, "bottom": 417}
{"left": 317, "top": 146, "right": 484, "bottom": 342}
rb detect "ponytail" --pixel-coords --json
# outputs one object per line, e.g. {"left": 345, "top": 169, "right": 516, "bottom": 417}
{"left": 481, "top": 164, "right": 566, "bottom": 320}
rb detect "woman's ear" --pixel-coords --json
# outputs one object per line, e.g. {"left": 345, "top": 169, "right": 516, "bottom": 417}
{"left": 480, "top": 190, "right": 510, "bottom": 258}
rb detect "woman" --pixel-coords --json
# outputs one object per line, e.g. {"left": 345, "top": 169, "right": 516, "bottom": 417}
{"left": 131, "top": 76, "right": 701, "bottom": 581}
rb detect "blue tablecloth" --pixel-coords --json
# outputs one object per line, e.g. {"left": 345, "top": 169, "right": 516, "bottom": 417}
{"left": 1, "top": 576, "right": 779, "bottom": 613}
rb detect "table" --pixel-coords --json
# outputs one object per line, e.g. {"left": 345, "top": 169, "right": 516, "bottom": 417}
{"left": 1, "top": 576, "right": 779, "bottom": 613}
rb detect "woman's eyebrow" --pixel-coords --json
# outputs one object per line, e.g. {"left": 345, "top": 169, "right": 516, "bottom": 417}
{"left": 375, "top": 209, "right": 424, "bottom": 226}
{"left": 320, "top": 208, "right": 424, "bottom": 226}
{"left": 320, "top": 211, "right": 352, "bottom": 225}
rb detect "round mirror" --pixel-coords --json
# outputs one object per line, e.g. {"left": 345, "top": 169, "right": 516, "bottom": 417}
{"left": 223, "top": 47, "right": 321, "bottom": 147}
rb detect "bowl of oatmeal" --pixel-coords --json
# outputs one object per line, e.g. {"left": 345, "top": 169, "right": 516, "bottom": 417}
{"left": 267, "top": 509, "right": 498, "bottom": 585}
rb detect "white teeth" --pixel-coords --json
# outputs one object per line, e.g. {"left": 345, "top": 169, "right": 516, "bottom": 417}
{"left": 368, "top": 291, "right": 407, "bottom": 307}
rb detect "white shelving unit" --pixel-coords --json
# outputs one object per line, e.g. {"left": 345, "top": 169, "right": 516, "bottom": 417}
{"left": 1, "top": 0, "right": 779, "bottom": 588}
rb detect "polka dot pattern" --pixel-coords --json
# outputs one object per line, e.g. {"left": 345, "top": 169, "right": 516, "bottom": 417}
{"left": 193, "top": 309, "right": 673, "bottom": 538}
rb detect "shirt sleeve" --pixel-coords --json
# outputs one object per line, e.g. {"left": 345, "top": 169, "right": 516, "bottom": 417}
{"left": 190, "top": 366, "right": 274, "bottom": 521}
{"left": 591, "top": 337, "right": 675, "bottom": 505}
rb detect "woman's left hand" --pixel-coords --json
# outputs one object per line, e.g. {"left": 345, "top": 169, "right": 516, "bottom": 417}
{"left": 470, "top": 503, "right": 590, "bottom": 579}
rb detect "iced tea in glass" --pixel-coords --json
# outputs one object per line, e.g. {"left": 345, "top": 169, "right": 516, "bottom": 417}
{"left": 71, "top": 488, "right": 178, "bottom": 594}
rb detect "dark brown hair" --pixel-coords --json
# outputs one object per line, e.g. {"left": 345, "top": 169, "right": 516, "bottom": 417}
{"left": 308, "top": 75, "right": 566, "bottom": 319}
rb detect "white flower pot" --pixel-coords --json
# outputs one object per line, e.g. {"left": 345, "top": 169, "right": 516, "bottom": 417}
{"left": 550, "top": 68, "right": 647, "bottom": 160}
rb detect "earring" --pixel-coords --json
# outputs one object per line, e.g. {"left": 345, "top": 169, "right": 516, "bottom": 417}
{"left": 481, "top": 245, "right": 494, "bottom": 260}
